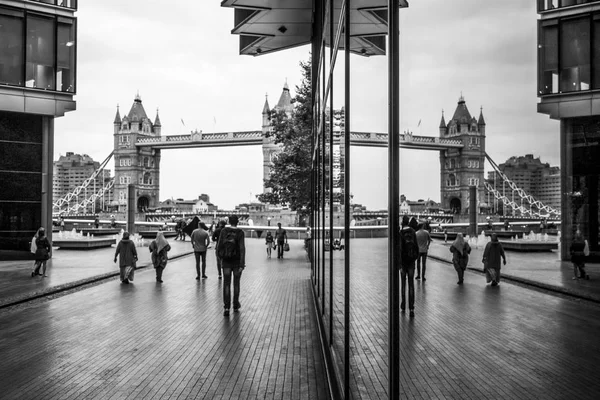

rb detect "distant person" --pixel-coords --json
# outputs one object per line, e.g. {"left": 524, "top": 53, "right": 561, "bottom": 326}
{"left": 305, "top": 226, "right": 312, "bottom": 249}
{"left": 149, "top": 231, "right": 171, "bottom": 283}
{"left": 94, "top": 215, "right": 100, "bottom": 229}
{"left": 399, "top": 215, "right": 419, "bottom": 317}
{"left": 31, "top": 227, "right": 52, "bottom": 278}
{"left": 486, "top": 217, "right": 493, "bottom": 231}
{"left": 415, "top": 224, "right": 432, "bottom": 281}
{"left": 265, "top": 231, "right": 274, "bottom": 258}
{"left": 59, "top": 216, "right": 65, "bottom": 231}
{"left": 114, "top": 232, "right": 138, "bottom": 284}
{"left": 450, "top": 233, "right": 471, "bottom": 285}
{"left": 570, "top": 230, "right": 590, "bottom": 280}
{"left": 191, "top": 222, "right": 210, "bottom": 279}
{"left": 409, "top": 216, "right": 419, "bottom": 231}
{"left": 216, "top": 215, "right": 246, "bottom": 316}
{"left": 275, "top": 222, "right": 288, "bottom": 259}
{"left": 110, "top": 215, "right": 117, "bottom": 228}
{"left": 482, "top": 233, "right": 506, "bottom": 286}
{"left": 504, "top": 220, "right": 510, "bottom": 231}
{"left": 212, "top": 220, "right": 226, "bottom": 279}
{"left": 176, "top": 219, "right": 186, "bottom": 241}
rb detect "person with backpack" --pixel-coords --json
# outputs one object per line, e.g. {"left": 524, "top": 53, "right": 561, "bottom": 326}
{"left": 399, "top": 215, "right": 418, "bottom": 317}
{"left": 216, "top": 215, "right": 246, "bottom": 316}
{"left": 450, "top": 233, "right": 471, "bottom": 284}
{"left": 275, "top": 222, "right": 288, "bottom": 259}
{"left": 212, "top": 220, "right": 226, "bottom": 279}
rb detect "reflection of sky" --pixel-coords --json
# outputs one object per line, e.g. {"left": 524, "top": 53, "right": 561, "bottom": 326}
{"left": 54, "top": 0, "right": 559, "bottom": 211}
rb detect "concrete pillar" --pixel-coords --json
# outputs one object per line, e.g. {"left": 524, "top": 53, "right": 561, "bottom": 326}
{"left": 42, "top": 117, "right": 54, "bottom": 243}
{"left": 127, "top": 184, "right": 135, "bottom": 234}
{"left": 469, "top": 185, "right": 477, "bottom": 237}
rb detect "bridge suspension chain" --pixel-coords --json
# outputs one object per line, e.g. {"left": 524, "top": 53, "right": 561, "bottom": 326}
{"left": 53, "top": 151, "right": 114, "bottom": 214}
{"left": 63, "top": 178, "right": 115, "bottom": 215}
{"left": 484, "top": 153, "right": 561, "bottom": 218}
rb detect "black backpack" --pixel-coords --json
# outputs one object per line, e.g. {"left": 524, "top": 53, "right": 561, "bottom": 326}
{"left": 401, "top": 228, "right": 419, "bottom": 263}
{"left": 218, "top": 228, "right": 239, "bottom": 261}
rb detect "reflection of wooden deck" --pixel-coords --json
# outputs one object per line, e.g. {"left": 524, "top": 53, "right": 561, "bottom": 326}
{"left": 500, "top": 240, "right": 558, "bottom": 252}
{"left": 138, "top": 230, "right": 178, "bottom": 239}
{"left": 53, "top": 238, "right": 116, "bottom": 249}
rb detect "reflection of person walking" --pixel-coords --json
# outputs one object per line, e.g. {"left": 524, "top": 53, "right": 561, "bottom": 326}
{"left": 482, "top": 233, "right": 506, "bottom": 286}
{"left": 265, "top": 231, "right": 274, "bottom": 258}
{"left": 150, "top": 231, "right": 171, "bottom": 283}
{"left": 450, "top": 233, "right": 471, "bottom": 284}
{"left": 212, "top": 220, "right": 226, "bottom": 279}
{"left": 191, "top": 223, "right": 210, "bottom": 280}
{"left": 216, "top": 215, "right": 246, "bottom": 317}
{"left": 114, "top": 232, "right": 138, "bottom": 284}
{"left": 415, "top": 224, "right": 431, "bottom": 281}
{"left": 275, "top": 223, "right": 287, "bottom": 259}
{"left": 570, "top": 230, "right": 590, "bottom": 280}
{"left": 32, "top": 227, "right": 52, "bottom": 277}
{"left": 399, "top": 216, "right": 418, "bottom": 317}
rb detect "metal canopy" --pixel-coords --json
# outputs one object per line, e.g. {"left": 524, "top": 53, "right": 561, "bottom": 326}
{"left": 221, "top": 0, "right": 409, "bottom": 56}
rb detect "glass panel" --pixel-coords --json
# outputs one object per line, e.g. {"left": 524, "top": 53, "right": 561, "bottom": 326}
{"left": 540, "top": 24, "right": 558, "bottom": 94}
{"left": 0, "top": 141, "right": 42, "bottom": 171}
{"left": 0, "top": 201, "right": 42, "bottom": 251}
{"left": 26, "top": 15, "right": 55, "bottom": 90}
{"left": 593, "top": 19, "right": 600, "bottom": 89}
{"left": 560, "top": 17, "right": 590, "bottom": 92}
{"left": 57, "top": 21, "right": 75, "bottom": 92}
{"left": 0, "top": 171, "right": 42, "bottom": 201}
{"left": 0, "top": 13, "right": 24, "bottom": 86}
{"left": 0, "top": 111, "right": 44, "bottom": 143}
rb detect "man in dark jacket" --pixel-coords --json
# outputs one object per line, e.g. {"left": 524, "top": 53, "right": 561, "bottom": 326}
{"left": 400, "top": 215, "right": 418, "bottom": 317}
{"left": 216, "top": 215, "right": 246, "bottom": 316}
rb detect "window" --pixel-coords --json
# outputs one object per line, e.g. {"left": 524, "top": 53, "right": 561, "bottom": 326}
{"left": 450, "top": 159, "right": 456, "bottom": 169}
{"left": 0, "top": 11, "right": 24, "bottom": 86}
{"left": 468, "top": 178, "right": 480, "bottom": 186}
{"left": 561, "top": 17, "right": 590, "bottom": 92}
{"left": 119, "top": 135, "right": 130, "bottom": 144}
{"left": 57, "top": 19, "right": 75, "bottom": 92}
{"left": 119, "top": 191, "right": 125, "bottom": 201}
{"left": 119, "top": 158, "right": 131, "bottom": 167}
{"left": 470, "top": 137, "right": 480, "bottom": 146}
{"left": 26, "top": 15, "right": 55, "bottom": 90}
{"left": 143, "top": 157, "right": 149, "bottom": 168}
{"left": 539, "top": 21, "right": 559, "bottom": 94}
{"left": 449, "top": 174, "right": 456, "bottom": 186}
{"left": 119, "top": 176, "right": 131, "bottom": 184}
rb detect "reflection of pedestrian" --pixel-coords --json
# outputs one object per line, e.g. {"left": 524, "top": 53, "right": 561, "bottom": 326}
{"left": 399, "top": 215, "right": 417, "bottom": 317}
{"left": 114, "top": 232, "right": 138, "bottom": 284}
{"left": 94, "top": 215, "right": 100, "bottom": 229}
{"left": 150, "top": 231, "right": 171, "bottom": 283}
{"left": 32, "top": 227, "right": 52, "bottom": 277}
{"left": 212, "top": 220, "right": 226, "bottom": 279}
{"left": 59, "top": 216, "right": 65, "bottom": 231}
{"left": 265, "top": 231, "right": 274, "bottom": 258}
{"left": 570, "top": 231, "right": 590, "bottom": 280}
{"left": 415, "top": 224, "right": 431, "bottom": 281}
{"left": 216, "top": 215, "right": 246, "bottom": 317}
{"left": 482, "top": 233, "right": 506, "bottom": 286}
{"left": 450, "top": 233, "right": 471, "bottom": 285}
{"left": 110, "top": 215, "right": 116, "bottom": 228}
{"left": 275, "top": 222, "right": 287, "bottom": 259}
{"left": 191, "top": 222, "right": 210, "bottom": 280}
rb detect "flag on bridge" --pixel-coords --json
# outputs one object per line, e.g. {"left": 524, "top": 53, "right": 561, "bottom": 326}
{"left": 417, "top": 119, "right": 421, "bottom": 127}
{"left": 181, "top": 118, "right": 186, "bottom": 127}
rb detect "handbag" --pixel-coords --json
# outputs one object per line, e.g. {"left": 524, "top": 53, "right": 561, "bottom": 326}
{"left": 284, "top": 242, "right": 290, "bottom": 252}
{"left": 584, "top": 240, "right": 590, "bottom": 257}
{"left": 30, "top": 237, "right": 37, "bottom": 254}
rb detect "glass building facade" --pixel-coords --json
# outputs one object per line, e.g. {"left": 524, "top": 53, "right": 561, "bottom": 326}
{"left": 538, "top": 1, "right": 600, "bottom": 260}
{"left": 224, "top": 1, "right": 407, "bottom": 398}
{"left": 0, "top": 0, "right": 76, "bottom": 259}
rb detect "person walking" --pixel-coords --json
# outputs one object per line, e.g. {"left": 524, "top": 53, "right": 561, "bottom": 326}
{"left": 399, "top": 215, "right": 419, "bottom": 317}
{"left": 94, "top": 215, "right": 100, "bottom": 229}
{"left": 32, "top": 227, "right": 52, "bottom": 277}
{"left": 114, "top": 232, "right": 138, "bottom": 284}
{"left": 191, "top": 222, "right": 210, "bottom": 280}
{"left": 482, "top": 233, "right": 506, "bottom": 286}
{"left": 265, "top": 231, "right": 274, "bottom": 258}
{"left": 212, "top": 220, "right": 226, "bottom": 279}
{"left": 216, "top": 215, "right": 246, "bottom": 317}
{"left": 450, "top": 233, "right": 471, "bottom": 284}
{"left": 415, "top": 223, "right": 431, "bottom": 281}
{"left": 570, "top": 230, "right": 590, "bottom": 280}
{"left": 275, "top": 222, "right": 288, "bottom": 259}
{"left": 149, "top": 231, "right": 171, "bottom": 283}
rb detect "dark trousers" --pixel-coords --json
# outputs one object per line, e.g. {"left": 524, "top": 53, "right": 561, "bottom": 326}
{"left": 277, "top": 241, "right": 285, "bottom": 258}
{"left": 215, "top": 250, "right": 222, "bottom": 276}
{"left": 400, "top": 264, "right": 415, "bottom": 311}
{"left": 222, "top": 264, "right": 242, "bottom": 309}
{"left": 416, "top": 252, "right": 428, "bottom": 278}
{"left": 194, "top": 251, "right": 207, "bottom": 277}
{"left": 454, "top": 263, "right": 465, "bottom": 282}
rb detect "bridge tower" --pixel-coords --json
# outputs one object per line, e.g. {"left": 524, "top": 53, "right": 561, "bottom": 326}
{"left": 439, "top": 95, "right": 487, "bottom": 215}
{"left": 262, "top": 81, "right": 293, "bottom": 193}
{"left": 113, "top": 94, "right": 162, "bottom": 213}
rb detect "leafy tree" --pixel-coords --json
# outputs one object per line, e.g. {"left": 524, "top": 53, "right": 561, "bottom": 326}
{"left": 257, "top": 58, "right": 312, "bottom": 219}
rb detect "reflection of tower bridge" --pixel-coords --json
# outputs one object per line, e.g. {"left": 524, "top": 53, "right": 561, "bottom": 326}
{"left": 53, "top": 87, "right": 560, "bottom": 220}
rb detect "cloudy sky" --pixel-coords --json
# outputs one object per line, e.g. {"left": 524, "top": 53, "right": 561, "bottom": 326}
{"left": 54, "top": 0, "right": 559, "bottom": 211}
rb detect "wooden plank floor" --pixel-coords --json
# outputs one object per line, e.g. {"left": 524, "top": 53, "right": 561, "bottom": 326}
{"left": 0, "top": 240, "right": 328, "bottom": 400}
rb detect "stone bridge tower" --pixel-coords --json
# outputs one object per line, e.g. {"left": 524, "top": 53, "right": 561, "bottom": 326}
{"left": 439, "top": 95, "right": 487, "bottom": 215}
{"left": 113, "top": 94, "right": 162, "bottom": 212}
{"left": 262, "top": 81, "right": 293, "bottom": 193}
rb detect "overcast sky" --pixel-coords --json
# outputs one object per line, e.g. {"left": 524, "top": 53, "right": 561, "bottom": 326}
{"left": 54, "top": 0, "right": 559, "bottom": 211}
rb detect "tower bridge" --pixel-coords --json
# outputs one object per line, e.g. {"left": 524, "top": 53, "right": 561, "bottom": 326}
{"left": 53, "top": 85, "right": 560, "bottom": 221}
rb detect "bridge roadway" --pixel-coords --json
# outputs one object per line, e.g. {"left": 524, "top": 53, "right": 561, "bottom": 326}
{"left": 135, "top": 131, "right": 464, "bottom": 150}
{"left": 0, "top": 239, "right": 599, "bottom": 399}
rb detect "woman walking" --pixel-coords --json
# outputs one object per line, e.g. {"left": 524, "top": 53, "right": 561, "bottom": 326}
{"left": 114, "top": 232, "right": 138, "bottom": 284}
{"left": 265, "top": 231, "right": 274, "bottom": 258}
{"left": 450, "top": 233, "right": 471, "bottom": 284}
{"left": 149, "top": 231, "right": 171, "bottom": 283}
{"left": 32, "top": 227, "right": 52, "bottom": 277}
{"left": 570, "top": 230, "right": 590, "bottom": 280}
{"left": 482, "top": 233, "right": 506, "bottom": 286}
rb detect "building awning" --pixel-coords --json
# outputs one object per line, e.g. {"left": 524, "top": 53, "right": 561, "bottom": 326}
{"left": 221, "top": 0, "right": 409, "bottom": 57}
